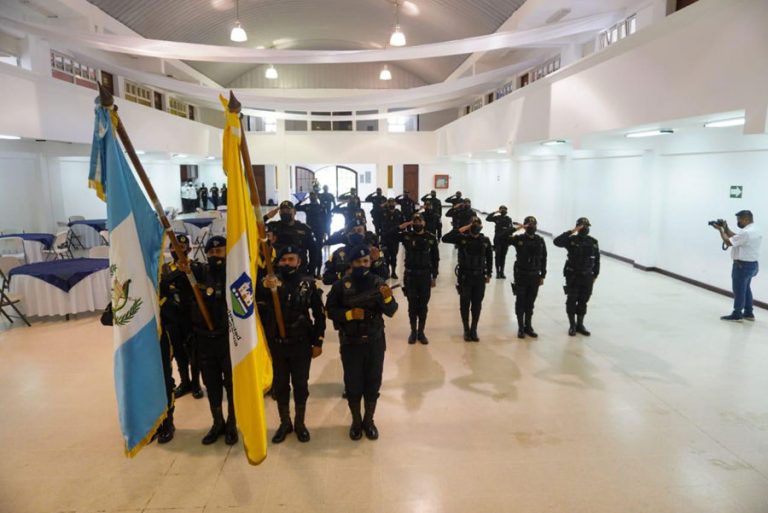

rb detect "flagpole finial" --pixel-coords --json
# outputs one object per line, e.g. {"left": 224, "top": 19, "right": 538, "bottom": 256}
{"left": 98, "top": 82, "right": 114, "bottom": 107}
{"left": 228, "top": 91, "right": 242, "bottom": 113}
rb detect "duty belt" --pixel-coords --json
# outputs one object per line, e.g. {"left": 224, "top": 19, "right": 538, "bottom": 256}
{"left": 405, "top": 268, "right": 432, "bottom": 276}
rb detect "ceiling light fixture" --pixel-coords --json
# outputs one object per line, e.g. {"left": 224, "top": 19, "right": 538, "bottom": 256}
{"left": 389, "top": 2, "right": 406, "bottom": 47}
{"left": 135, "top": 150, "right": 146, "bottom": 155}
{"left": 542, "top": 139, "right": 567, "bottom": 146}
{"left": 704, "top": 117, "right": 745, "bottom": 128}
{"left": 230, "top": 0, "right": 247, "bottom": 42}
{"left": 0, "top": 134, "right": 21, "bottom": 140}
{"left": 625, "top": 129, "right": 674, "bottom": 138}
{"left": 379, "top": 64, "right": 392, "bottom": 81}
{"left": 265, "top": 64, "right": 278, "bottom": 80}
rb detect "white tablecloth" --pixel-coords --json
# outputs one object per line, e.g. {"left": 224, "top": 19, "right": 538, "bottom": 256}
{"left": 70, "top": 224, "right": 104, "bottom": 249}
{"left": 10, "top": 268, "right": 110, "bottom": 317}
{"left": 22, "top": 240, "right": 45, "bottom": 263}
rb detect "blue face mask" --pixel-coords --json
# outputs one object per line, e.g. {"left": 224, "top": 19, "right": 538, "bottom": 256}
{"left": 351, "top": 267, "right": 369, "bottom": 279}
{"left": 348, "top": 233, "right": 365, "bottom": 245}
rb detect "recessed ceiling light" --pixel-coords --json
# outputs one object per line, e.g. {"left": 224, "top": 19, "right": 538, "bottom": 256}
{"left": 542, "top": 139, "right": 567, "bottom": 146}
{"left": 704, "top": 117, "right": 745, "bottom": 128}
{"left": 0, "top": 134, "right": 21, "bottom": 140}
{"left": 625, "top": 129, "right": 674, "bottom": 138}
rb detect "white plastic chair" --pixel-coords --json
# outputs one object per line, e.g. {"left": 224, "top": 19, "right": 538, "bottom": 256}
{"left": 0, "top": 255, "right": 21, "bottom": 291}
{"left": 88, "top": 246, "right": 110, "bottom": 258}
{"left": 0, "top": 237, "right": 26, "bottom": 263}
{"left": 43, "top": 231, "right": 73, "bottom": 260}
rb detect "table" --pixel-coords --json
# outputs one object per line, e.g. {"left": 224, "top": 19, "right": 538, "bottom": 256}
{"left": 9, "top": 258, "right": 110, "bottom": 316}
{"left": 0, "top": 233, "right": 54, "bottom": 263}
{"left": 182, "top": 217, "right": 215, "bottom": 241}
{"left": 68, "top": 219, "right": 108, "bottom": 248}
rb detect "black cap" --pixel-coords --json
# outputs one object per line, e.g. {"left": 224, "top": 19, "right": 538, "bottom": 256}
{"left": 351, "top": 218, "right": 366, "bottom": 227}
{"left": 172, "top": 234, "right": 190, "bottom": 248}
{"left": 524, "top": 216, "right": 537, "bottom": 224}
{"left": 279, "top": 200, "right": 294, "bottom": 209}
{"left": 205, "top": 236, "right": 226, "bottom": 252}
{"left": 500, "top": 205, "right": 508, "bottom": 211}
{"left": 735, "top": 210, "right": 753, "bottom": 217}
{"left": 412, "top": 213, "right": 423, "bottom": 221}
{"left": 576, "top": 217, "right": 591, "bottom": 227}
{"left": 277, "top": 245, "right": 300, "bottom": 259}
{"left": 349, "top": 244, "right": 370, "bottom": 261}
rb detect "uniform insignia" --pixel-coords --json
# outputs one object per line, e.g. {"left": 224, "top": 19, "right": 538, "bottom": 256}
{"left": 344, "top": 281, "right": 352, "bottom": 289}
{"left": 206, "top": 287, "right": 214, "bottom": 296}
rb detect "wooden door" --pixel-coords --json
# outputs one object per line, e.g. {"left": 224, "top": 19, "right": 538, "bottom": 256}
{"left": 252, "top": 165, "right": 267, "bottom": 205}
{"left": 403, "top": 164, "right": 419, "bottom": 196}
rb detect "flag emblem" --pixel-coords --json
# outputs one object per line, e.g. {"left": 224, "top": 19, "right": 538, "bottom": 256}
{"left": 230, "top": 272, "right": 255, "bottom": 319}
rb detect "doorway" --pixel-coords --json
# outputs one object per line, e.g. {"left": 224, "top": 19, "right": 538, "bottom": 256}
{"left": 403, "top": 164, "right": 419, "bottom": 196}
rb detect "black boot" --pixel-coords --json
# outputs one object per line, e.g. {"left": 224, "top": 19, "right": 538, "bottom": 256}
{"left": 462, "top": 312, "right": 471, "bottom": 342}
{"left": 173, "top": 371, "right": 192, "bottom": 398}
{"left": 524, "top": 313, "right": 538, "bottom": 338}
{"left": 568, "top": 313, "right": 577, "bottom": 336}
{"left": 202, "top": 406, "right": 225, "bottom": 445}
{"left": 190, "top": 368, "right": 204, "bottom": 399}
{"left": 362, "top": 401, "right": 379, "bottom": 440}
{"left": 516, "top": 314, "right": 525, "bottom": 339}
{"left": 294, "top": 403, "right": 310, "bottom": 443}
{"left": 349, "top": 400, "right": 363, "bottom": 441}
{"left": 157, "top": 408, "right": 175, "bottom": 444}
{"left": 225, "top": 402, "right": 238, "bottom": 445}
{"left": 470, "top": 315, "right": 480, "bottom": 342}
{"left": 417, "top": 312, "right": 429, "bottom": 344}
{"left": 408, "top": 314, "right": 418, "bottom": 344}
{"left": 272, "top": 402, "right": 293, "bottom": 444}
{"left": 390, "top": 266, "right": 398, "bottom": 280}
{"left": 576, "top": 314, "right": 591, "bottom": 336}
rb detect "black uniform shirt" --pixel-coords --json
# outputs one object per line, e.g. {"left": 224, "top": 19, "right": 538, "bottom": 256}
{"left": 553, "top": 231, "right": 600, "bottom": 277}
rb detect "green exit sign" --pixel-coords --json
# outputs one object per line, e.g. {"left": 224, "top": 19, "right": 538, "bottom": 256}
{"left": 730, "top": 186, "right": 743, "bottom": 199}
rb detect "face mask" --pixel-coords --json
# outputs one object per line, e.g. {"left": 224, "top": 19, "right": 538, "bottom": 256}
{"left": 351, "top": 267, "right": 368, "bottom": 279}
{"left": 388, "top": 204, "right": 395, "bottom": 210}
{"left": 581, "top": 227, "right": 590, "bottom": 236}
{"left": 737, "top": 221, "right": 745, "bottom": 229}
{"left": 525, "top": 227, "right": 537, "bottom": 235}
{"left": 470, "top": 225, "right": 481, "bottom": 235}
{"left": 279, "top": 213, "right": 292, "bottom": 223}
{"left": 348, "top": 233, "right": 365, "bottom": 245}
{"left": 276, "top": 264, "right": 297, "bottom": 277}
{"left": 500, "top": 211, "right": 508, "bottom": 216}
{"left": 208, "top": 256, "right": 225, "bottom": 269}
{"left": 414, "top": 224, "right": 425, "bottom": 232}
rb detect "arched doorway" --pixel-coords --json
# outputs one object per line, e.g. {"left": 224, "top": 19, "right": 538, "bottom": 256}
{"left": 295, "top": 165, "right": 359, "bottom": 199}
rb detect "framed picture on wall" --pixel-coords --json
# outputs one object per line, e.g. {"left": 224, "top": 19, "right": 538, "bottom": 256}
{"left": 434, "top": 174, "right": 450, "bottom": 189}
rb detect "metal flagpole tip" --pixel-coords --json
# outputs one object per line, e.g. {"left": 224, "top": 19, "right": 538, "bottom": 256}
{"left": 97, "top": 82, "right": 114, "bottom": 107}
{"left": 228, "top": 91, "right": 242, "bottom": 113}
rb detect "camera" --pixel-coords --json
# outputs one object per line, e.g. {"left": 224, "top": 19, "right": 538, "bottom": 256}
{"left": 708, "top": 219, "right": 726, "bottom": 228}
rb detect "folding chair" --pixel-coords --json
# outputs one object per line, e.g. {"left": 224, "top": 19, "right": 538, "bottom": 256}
{"left": 0, "top": 237, "right": 26, "bottom": 264}
{"left": 67, "top": 216, "right": 86, "bottom": 249}
{"left": 0, "top": 288, "right": 31, "bottom": 327}
{"left": 99, "top": 230, "right": 110, "bottom": 246}
{"left": 171, "top": 219, "right": 188, "bottom": 235}
{"left": 0, "top": 256, "right": 21, "bottom": 291}
{"left": 191, "top": 226, "right": 210, "bottom": 262}
{"left": 43, "top": 231, "right": 74, "bottom": 260}
{"left": 88, "top": 246, "right": 110, "bottom": 258}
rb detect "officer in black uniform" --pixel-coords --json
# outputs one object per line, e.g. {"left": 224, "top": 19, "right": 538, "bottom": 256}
{"left": 221, "top": 184, "right": 227, "bottom": 205}
{"left": 259, "top": 246, "right": 326, "bottom": 444}
{"left": 296, "top": 191, "right": 327, "bottom": 249}
{"left": 364, "top": 188, "right": 387, "bottom": 235}
{"left": 446, "top": 198, "right": 475, "bottom": 230}
{"left": 420, "top": 190, "right": 444, "bottom": 239}
{"left": 189, "top": 236, "right": 238, "bottom": 445}
{"left": 323, "top": 219, "right": 389, "bottom": 285}
{"left": 318, "top": 185, "right": 336, "bottom": 239}
{"left": 198, "top": 183, "right": 209, "bottom": 210}
{"left": 420, "top": 199, "right": 441, "bottom": 237}
{"left": 445, "top": 191, "right": 463, "bottom": 207}
{"left": 398, "top": 213, "right": 439, "bottom": 344}
{"left": 333, "top": 196, "right": 367, "bottom": 230}
{"left": 504, "top": 216, "right": 547, "bottom": 339}
{"left": 264, "top": 200, "right": 320, "bottom": 276}
{"left": 338, "top": 187, "right": 358, "bottom": 202}
{"left": 210, "top": 183, "right": 220, "bottom": 209}
{"left": 486, "top": 206, "right": 514, "bottom": 279}
{"left": 395, "top": 191, "right": 416, "bottom": 221}
{"left": 326, "top": 245, "right": 398, "bottom": 440}
{"left": 553, "top": 217, "right": 600, "bottom": 336}
{"left": 380, "top": 198, "right": 404, "bottom": 279}
{"left": 442, "top": 217, "right": 493, "bottom": 342}
{"left": 160, "top": 235, "right": 204, "bottom": 401}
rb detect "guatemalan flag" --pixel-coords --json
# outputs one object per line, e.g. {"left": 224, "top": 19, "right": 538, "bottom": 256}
{"left": 89, "top": 100, "right": 167, "bottom": 457}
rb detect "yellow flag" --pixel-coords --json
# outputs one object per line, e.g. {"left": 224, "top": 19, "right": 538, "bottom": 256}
{"left": 220, "top": 95, "right": 273, "bottom": 465}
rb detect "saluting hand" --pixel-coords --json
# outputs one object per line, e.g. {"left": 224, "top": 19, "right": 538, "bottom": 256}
{"left": 311, "top": 346, "right": 323, "bottom": 358}
{"left": 459, "top": 224, "right": 472, "bottom": 233}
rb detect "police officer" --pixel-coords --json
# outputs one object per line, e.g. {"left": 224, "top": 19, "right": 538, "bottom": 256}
{"left": 380, "top": 198, "right": 404, "bottom": 279}
{"left": 161, "top": 235, "right": 204, "bottom": 400}
{"left": 323, "top": 219, "right": 389, "bottom": 285}
{"left": 420, "top": 190, "right": 444, "bottom": 238}
{"left": 486, "top": 206, "right": 514, "bottom": 279}
{"left": 221, "top": 184, "right": 227, "bottom": 206}
{"left": 326, "top": 245, "right": 398, "bottom": 440}
{"left": 445, "top": 191, "right": 463, "bottom": 206}
{"left": 259, "top": 246, "right": 326, "bottom": 444}
{"left": 210, "top": 183, "right": 220, "bottom": 209}
{"left": 364, "top": 187, "right": 387, "bottom": 235}
{"left": 189, "top": 236, "right": 238, "bottom": 445}
{"left": 442, "top": 217, "right": 493, "bottom": 341}
{"left": 446, "top": 198, "right": 475, "bottom": 230}
{"left": 504, "top": 216, "right": 547, "bottom": 339}
{"left": 398, "top": 213, "right": 439, "bottom": 344}
{"left": 553, "top": 218, "right": 600, "bottom": 336}
{"left": 265, "top": 200, "right": 320, "bottom": 276}
{"left": 333, "top": 196, "right": 367, "bottom": 230}
{"left": 420, "top": 200, "right": 441, "bottom": 237}
{"left": 318, "top": 185, "right": 336, "bottom": 239}
{"left": 198, "top": 182, "right": 208, "bottom": 210}
{"left": 296, "top": 191, "right": 327, "bottom": 249}
{"left": 395, "top": 191, "right": 416, "bottom": 221}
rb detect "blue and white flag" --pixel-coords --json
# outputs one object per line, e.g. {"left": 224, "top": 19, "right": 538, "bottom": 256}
{"left": 89, "top": 102, "right": 167, "bottom": 457}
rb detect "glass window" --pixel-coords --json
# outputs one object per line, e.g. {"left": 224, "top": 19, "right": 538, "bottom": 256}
{"left": 628, "top": 16, "right": 637, "bottom": 34}
{"left": 388, "top": 109, "right": 417, "bottom": 132}
{"left": 311, "top": 112, "right": 331, "bottom": 131}
{"left": 285, "top": 111, "right": 308, "bottom": 131}
{"left": 356, "top": 110, "right": 379, "bottom": 132}
{"left": 332, "top": 111, "right": 353, "bottom": 131}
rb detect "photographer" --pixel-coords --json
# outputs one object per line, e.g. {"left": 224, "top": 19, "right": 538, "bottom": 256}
{"left": 712, "top": 210, "right": 762, "bottom": 321}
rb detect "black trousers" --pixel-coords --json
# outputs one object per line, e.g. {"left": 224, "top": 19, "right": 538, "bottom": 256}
{"left": 458, "top": 274, "right": 486, "bottom": 329}
{"left": 160, "top": 331, "right": 175, "bottom": 409}
{"left": 197, "top": 332, "right": 233, "bottom": 411}
{"left": 565, "top": 273, "right": 594, "bottom": 316}
{"left": 404, "top": 272, "right": 432, "bottom": 329}
{"left": 271, "top": 342, "right": 313, "bottom": 406}
{"left": 166, "top": 321, "right": 199, "bottom": 385}
{"left": 341, "top": 336, "right": 385, "bottom": 404}
{"left": 514, "top": 273, "right": 540, "bottom": 315}
{"left": 494, "top": 241, "right": 508, "bottom": 274}
{"left": 324, "top": 213, "right": 333, "bottom": 238}
{"left": 383, "top": 238, "right": 399, "bottom": 271}
{"left": 372, "top": 213, "right": 382, "bottom": 235}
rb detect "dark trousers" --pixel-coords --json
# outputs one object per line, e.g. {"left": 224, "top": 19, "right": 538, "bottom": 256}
{"left": 494, "top": 241, "right": 508, "bottom": 274}
{"left": 514, "top": 273, "right": 540, "bottom": 315}
{"left": 341, "top": 336, "right": 385, "bottom": 404}
{"left": 383, "top": 238, "right": 399, "bottom": 273}
{"left": 732, "top": 261, "right": 759, "bottom": 316}
{"left": 324, "top": 213, "right": 333, "bottom": 238}
{"left": 404, "top": 272, "right": 432, "bottom": 330}
{"left": 197, "top": 333, "right": 233, "bottom": 410}
{"left": 160, "top": 331, "right": 175, "bottom": 409}
{"left": 372, "top": 213, "right": 382, "bottom": 236}
{"left": 565, "top": 273, "right": 594, "bottom": 316}
{"left": 272, "top": 342, "right": 313, "bottom": 406}
{"left": 211, "top": 196, "right": 219, "bottom": 209}
{"left": 167, "top": 321, "right": 200, "bottom": 387}
{"left": 459, "top": 274, "right": 486, "bottom": 330}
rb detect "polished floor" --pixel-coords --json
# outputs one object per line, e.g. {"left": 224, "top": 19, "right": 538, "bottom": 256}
{"left": 1, "top": 236, "right": 767, "bottom": 513}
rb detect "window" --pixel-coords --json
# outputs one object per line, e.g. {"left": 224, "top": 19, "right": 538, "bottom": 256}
{"left": 285, "top": 111, "right": 308, "bottom": 131}
{"left": 332, "top": 111, "right": 353, "bottom": 131}
{"left": 356, "top": 110, "right": 379, "bottom": 132}
{"left": 311, "top": 112, "right": 331, "bottom": 131}
{"left": 387, "top": 108, "right": 417, "bottom": 132}
{"left": 243, "top": 112, "right": 277, "bottom": 132}
{"left": 50, "top": 50, "right": 98, "bottom": 89}
{"left": 0, "top": 54, "right": 19, "bottom": 67}
{"left": 168, "top": 97, "right": 189, "bottom": 117}
{"left": 126, "top": 81, "right": 153, "bottom": 107}
{"left": 599, "top": 14, "right": 638, "bottom": 50}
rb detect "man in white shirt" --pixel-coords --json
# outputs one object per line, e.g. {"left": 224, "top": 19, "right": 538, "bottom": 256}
{"left": 714, "top": 210, "right": 761, "bottom": 321}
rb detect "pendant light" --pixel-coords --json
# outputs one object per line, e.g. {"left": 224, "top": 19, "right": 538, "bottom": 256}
{"left": 265, "top": 64, "right": 278, "bottom": 80}
{"left": 379, "top": 64, "right": 392, "bottom": 81}
{"left": 389, "top": 2, "right": 406, "bottom": 47}
{"left": 230, "top": 0, "right": 247, "bottom": 42}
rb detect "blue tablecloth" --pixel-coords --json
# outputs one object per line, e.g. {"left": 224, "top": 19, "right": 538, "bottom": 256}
{"left": 68, "top": 219, "right": 108, "bottom": 232}
{"left": 9, "top": 258, "right": 109, "bottom": 292}
{"left": 0, "top": 233, "right": 55, "bottom": 250}
{"left": 184, "top": 218, "right": 215, "bottom": 228}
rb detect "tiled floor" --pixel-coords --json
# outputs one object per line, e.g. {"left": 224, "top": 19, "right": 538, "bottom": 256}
{"left": 1, "top": 237, "right": 767, "bottom": 513}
